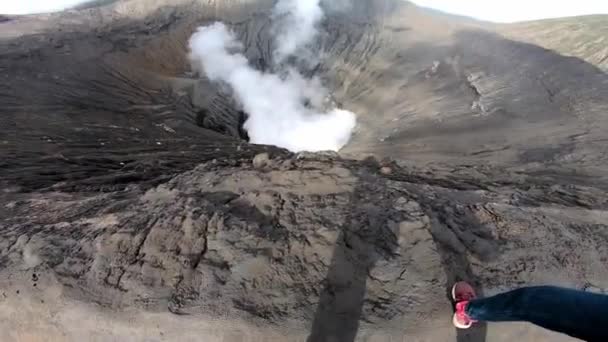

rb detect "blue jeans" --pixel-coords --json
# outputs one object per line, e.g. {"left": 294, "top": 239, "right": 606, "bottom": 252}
{"left": 467, "top": 286, "right": 608, "bottom": 342}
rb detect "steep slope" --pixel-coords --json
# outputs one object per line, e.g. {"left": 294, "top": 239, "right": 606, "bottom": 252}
{"left": 502, "top": 15, "right": 608, "bottom": 71}
{"left": 1, "top": 1, "right": 607, "bottom": 341}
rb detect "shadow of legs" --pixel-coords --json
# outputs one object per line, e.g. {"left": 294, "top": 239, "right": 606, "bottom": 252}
{"left": 307, "top": 231, "right": 372, "bottom": 342}
{"left": 428, "top": 215, "right": 488, "bottom": 342}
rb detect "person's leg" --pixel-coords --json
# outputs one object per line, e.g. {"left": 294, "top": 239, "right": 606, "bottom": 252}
{"left": 466, "top": 286, "right": 608, "bottom": 341}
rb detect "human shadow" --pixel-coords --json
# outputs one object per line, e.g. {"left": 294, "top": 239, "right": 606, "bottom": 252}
{"left": 421, "top": 197, "right": 500, "bottom": 342}
{"left": 307, "top": 172, "right": 400, "bottom": 342}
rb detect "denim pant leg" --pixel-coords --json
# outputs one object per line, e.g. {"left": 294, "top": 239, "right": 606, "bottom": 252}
{"left": 466, "top": 286, "right": 608, "bottom": 341}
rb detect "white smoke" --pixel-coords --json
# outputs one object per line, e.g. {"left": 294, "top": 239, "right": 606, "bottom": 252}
{"left": 188, "top": 1, "right": 357, "bottom": 153}
{"left": 272, "top": 0, "right": 324, "bottom": 61}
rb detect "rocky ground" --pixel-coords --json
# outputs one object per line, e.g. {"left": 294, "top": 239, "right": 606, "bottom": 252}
{"left": 1, "top": 0, "right": 608, "bottom": 341}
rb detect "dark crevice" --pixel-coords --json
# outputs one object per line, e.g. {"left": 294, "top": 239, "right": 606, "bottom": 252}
{"left": 195, "top": 108, "right": 250, "bottom": 142}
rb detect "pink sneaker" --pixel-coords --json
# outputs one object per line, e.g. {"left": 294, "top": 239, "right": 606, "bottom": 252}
{"left": 451, "top": 282, "right": 477, "bottom": 329}
{"left": 453, "top": 301, "right": 476, "bottom": 329}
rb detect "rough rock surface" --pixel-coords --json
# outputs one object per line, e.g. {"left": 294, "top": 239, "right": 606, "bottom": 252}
{"left": 1, "top": 0, "right": 608, "bottom": 341}
{"left": 4, "top": 152, "right": 608, "bottom": 341}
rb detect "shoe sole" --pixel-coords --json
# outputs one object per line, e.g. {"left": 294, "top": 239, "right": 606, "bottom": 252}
{"left": 451, "top": 282, "right": 476, "bottom": 302}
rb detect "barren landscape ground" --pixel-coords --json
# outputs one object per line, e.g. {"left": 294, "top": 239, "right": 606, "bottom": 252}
{"left": 1, "top": 0, "right": 607, "bottom": 341}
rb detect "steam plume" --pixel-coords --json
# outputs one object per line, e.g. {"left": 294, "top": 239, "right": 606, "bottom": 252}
{"left": 272, "top": 0, "right": 324, "bottom": 61}
{"left": 188, "top": 1, "right": 357, "bottom": 153}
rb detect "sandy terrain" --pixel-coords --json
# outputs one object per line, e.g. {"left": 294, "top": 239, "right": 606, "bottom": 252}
{"left": 1, "top": 0, "right": 607, "bottom": 341}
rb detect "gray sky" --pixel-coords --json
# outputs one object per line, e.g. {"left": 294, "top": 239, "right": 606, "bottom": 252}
{"left": 1, "top": 0, "right": 90, "bottom": 14}
{"left": 1, "top": 1, "right": 608, "bottom": 22}
{"left": 410, "top": 0, "right": 608, "bottom": 22}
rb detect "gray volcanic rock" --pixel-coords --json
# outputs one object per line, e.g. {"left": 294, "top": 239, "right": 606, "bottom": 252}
{"left": 1, "top": 0, "right": 607, "bottom": 341}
